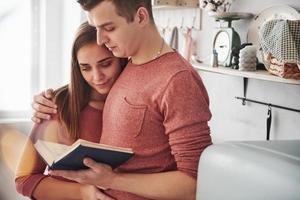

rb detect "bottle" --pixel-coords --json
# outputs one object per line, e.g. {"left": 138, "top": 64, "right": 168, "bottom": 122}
{"left": 211, "top": 49, "right": 218, "bottom": 67}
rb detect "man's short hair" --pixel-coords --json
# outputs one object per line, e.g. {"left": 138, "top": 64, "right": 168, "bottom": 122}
{"left": 77, "top": 0, "right": 154, "bottom": 23}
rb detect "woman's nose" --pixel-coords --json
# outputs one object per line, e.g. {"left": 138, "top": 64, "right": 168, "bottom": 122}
{"left": 92, "top": 68, "right": 105, "bottom": 81}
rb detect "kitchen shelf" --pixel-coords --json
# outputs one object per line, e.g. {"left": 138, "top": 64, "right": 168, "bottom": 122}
{"left": 192, "top": 62, "right": 300, "bottom": 85}
{"left": 152, "top": 5, "right": 198, "bottom": 9}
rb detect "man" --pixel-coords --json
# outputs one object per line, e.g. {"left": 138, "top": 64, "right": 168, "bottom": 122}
{"left": 33, "top": 0, "right": 212, "bottom": 199}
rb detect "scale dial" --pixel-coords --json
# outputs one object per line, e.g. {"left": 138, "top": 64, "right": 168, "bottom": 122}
{"left": 213, "top": 30, "right": 230, "bottom": 64}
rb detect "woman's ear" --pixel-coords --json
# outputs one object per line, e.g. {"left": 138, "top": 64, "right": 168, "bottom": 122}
{"left": 134, "top": 7, "right": 149, "bottom": 27}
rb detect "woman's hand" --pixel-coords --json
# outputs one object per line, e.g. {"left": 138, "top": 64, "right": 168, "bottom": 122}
{"left": 31, "top": 88, "right": 57, "bottom": 123}
{"left": 80, "top": 185, "right": 115, "bottom": 200}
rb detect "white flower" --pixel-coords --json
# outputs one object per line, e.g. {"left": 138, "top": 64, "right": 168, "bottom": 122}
{"left": 205, "top": 3, "right": 217, "bottom": 12}
{"left": 199, "top": 0, "right": 235, "bottom": 12}
{"left": 199, "top": 0, "right": 208, "bottom": 9}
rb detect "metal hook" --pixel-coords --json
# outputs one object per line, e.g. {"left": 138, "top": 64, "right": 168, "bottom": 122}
{"left": 192, "top": 16, "right": 196, "bottom": 29}
{"left": 165, "top": 18, "right": 171, "bottom": 31}
{"left": 242, "top": 98, "right": 246, "bottom": 106}
{"left": 180, "top": 17, "right": 184, "bottom": 29}
{"left": 167, "top": 18, "right": 170, "bottom": 27}
{"left": 267, "top": 104, "right": 272, "bottom": 114}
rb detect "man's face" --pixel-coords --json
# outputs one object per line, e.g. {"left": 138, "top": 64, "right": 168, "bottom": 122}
{"left": 87, "top": 1, "right": 140, "bottom": 58}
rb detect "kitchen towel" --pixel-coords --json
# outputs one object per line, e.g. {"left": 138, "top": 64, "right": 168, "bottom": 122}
{"left": 259, "top": 19, "right": 300, "bottom": 68}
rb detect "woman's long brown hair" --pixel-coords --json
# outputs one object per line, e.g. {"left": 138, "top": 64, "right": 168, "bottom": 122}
{"left": 52, "top": 22, "right": 127, "bottom": 140}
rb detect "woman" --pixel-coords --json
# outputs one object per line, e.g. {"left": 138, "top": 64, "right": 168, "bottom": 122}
{"left": 15, "top": 22, "right": 126, "bottom": 200}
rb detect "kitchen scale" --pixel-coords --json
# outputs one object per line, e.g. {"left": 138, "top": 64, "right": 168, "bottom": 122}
{"left": 209, "top": 12, "right": 253, "bottom": 67}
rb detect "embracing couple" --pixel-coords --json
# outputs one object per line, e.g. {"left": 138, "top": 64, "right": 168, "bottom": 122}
{"left": 15, "top": 1, "right": 212, "bottom": 199}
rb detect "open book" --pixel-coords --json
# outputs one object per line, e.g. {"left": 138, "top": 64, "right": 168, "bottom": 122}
{"left": 34, "top": 139, "right": 134, "bottom": 170}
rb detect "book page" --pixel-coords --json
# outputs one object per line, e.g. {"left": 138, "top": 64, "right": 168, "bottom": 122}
{"left": 75, "top": 139, "right": 133, "bottom": 153}
{"left": 43, "top": 141, "right": 70, "bottom": 157}
{"left": 35, "top": 140, "right": 71, "bottom": 164}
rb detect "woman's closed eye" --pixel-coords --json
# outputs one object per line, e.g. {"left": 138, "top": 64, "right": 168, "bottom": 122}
{"left": 80, "top": 65, "right": 91, "bottom": 71}
{"left": 100, "top": 61, "right": 112, "bottom": 67}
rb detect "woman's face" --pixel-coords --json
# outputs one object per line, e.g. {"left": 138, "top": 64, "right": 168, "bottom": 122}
{"left": 77, "top": 42, "right": 122, "bottom": 95}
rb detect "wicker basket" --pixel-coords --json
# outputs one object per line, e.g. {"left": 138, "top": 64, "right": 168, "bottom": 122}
{"left": 263, "top": 53, "right": 300, "bottom": 79}
{"left": 259, "top": 19, "right": 300, "bottom": 79}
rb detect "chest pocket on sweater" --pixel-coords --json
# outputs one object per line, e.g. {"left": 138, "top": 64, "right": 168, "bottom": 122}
{"left": 117, "top": 97, "right": 147, "bottom": 137}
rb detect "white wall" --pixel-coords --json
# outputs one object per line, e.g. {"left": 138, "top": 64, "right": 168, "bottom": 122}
{"left": 40, "top": 0, "right": 83, "bottom": 90}
{"left": 39, "top": 0, "right": 63, "bottom": 90}
{"left": 61, "top": 1, "right": 85, "bottom": 85}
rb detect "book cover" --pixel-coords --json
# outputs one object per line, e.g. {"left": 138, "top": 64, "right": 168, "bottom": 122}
{"left": 34, "top": 139, "right": 134, "bottom": 170}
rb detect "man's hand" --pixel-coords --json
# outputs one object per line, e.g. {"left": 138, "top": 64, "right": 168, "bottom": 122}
{"left": 80, "top": 185, "right": 115, "bottom": 200}
{"left": 31, "top": 89, "right": 57, "bottom": 123}
{"left": 50, "top": 158, "right": 117, "bottom": 189}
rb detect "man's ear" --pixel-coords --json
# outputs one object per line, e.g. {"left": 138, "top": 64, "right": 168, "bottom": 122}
{"left": 134, "top": 7, "right": 149, "bottom": 26}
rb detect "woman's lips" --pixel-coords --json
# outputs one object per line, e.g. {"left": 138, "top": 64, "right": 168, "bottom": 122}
{"left": 94, "top": 80, "right": 110, "bottom": 88}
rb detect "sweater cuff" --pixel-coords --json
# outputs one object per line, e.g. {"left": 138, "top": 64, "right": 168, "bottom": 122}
{"left": 15, "top": 174, "right": 48, "bottom": 198}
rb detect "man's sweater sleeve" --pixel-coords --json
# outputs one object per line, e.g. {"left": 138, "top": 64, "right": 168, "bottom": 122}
{"left": 161, "top": 69, "right": 212, "bottom": 178}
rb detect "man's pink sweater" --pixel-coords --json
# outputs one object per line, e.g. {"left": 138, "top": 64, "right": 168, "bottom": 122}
{"left": 101, "top": 52, "right": 212, "bottom": 199}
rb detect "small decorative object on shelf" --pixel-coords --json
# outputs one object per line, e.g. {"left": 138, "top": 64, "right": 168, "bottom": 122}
{"left": 211, "top": 49, "right": 219, "bottom": 67}
{"left": 199, "top": 0, "right": 235, "bottom": 13}
{"left": 153, "top": 0, "right": 198, "bottom": 7}
{"left": 153, "top": 0, "right": 178, "bottom": 6}
{"left": 239, "top": 45, "right": 257, "bottom": 71}
{"left": 230, "top": 43, "right": 252, "bottom": 69}
{"left": 178, "top": 0, "right": 199, "bottom": 7}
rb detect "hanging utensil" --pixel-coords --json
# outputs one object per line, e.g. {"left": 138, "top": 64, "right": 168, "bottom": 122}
{"left": 266, "top": 105, "right": 272, "bottom": 140}
{"left": 169, "top": 26, "right": 178, "bottom": 50}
